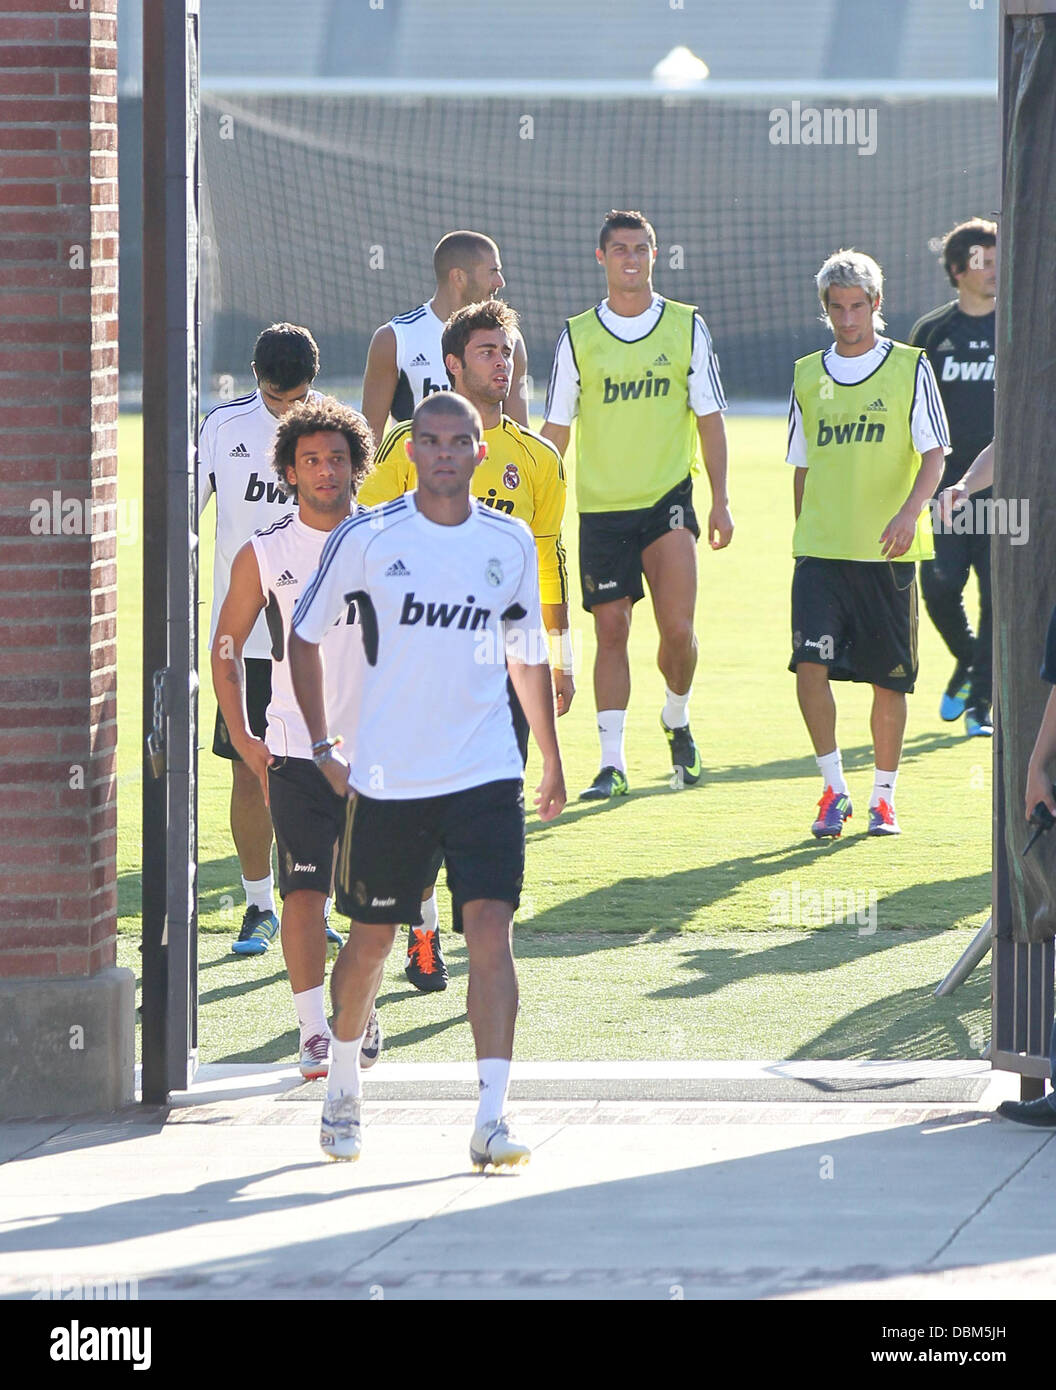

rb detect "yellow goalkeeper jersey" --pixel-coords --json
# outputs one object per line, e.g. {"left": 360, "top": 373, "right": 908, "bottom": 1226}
{"left": 360, "top": 415, "right": 569, "bottom": 605}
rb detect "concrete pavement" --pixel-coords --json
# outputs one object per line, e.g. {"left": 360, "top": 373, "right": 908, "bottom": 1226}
{"left": 1, "top": 1061, "right": 1054, "bottom": 1301}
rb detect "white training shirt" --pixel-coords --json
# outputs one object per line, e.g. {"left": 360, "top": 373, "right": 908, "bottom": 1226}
{"left": 292, "top": 492, "right": 544, "bottom": 800}
{"left": 248, "top": 510, "right": 365, "bottom": 764}
{"left": 198, "top": 388, "right": 321, "bottom": 659}
{"left": 544, "top": 293, "right": 727, "bottom": 424}
{"left": 785, "top": 339, "right": 951, "bottom": 466}
{"left": 388, "top": 303, "right": 451, "bottom": 421}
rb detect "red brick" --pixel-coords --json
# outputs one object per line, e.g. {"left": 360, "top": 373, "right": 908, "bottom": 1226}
{"left": 0, "top": 71, "right": 57, "bottom": 96}
{"left": 5, "top": 430, "right": 87, "bottom": 457}
{"left": 14, "top": 0, "right": 86, "bottom": 13}
{"left": 0, "top": 952, "right": 60, "bottom": 979}
{"left": 0, "top": 236, "right": 57, "bottom": 260}
{"left": 0, "top": 43, "right": 87, "bottom": 69}
{"left": 0, "top": 153, "right": 85, "bottom": 180}
{"left": 57, "top": 69, "right": 90, "bottom": 96}
{"left": 0, "top": 17, "right": 54, "bottom": 39}
{"left": 0, "top": 403, "right": 62, "bottom": 428}
{"left": 0, "top": 592, "right": 83, "bottom": 619}
{"left": 0, "top": 182, "right": 58, "bottom": 207}
{"left": 55, "top": 7, "right": 91, "bottom": 32}
{"left": 87, "top": 943, "right": 113, "bottom": 973}
{"left": 55, "top": 949, "right": 89, "bottom": 977}
{"left": 4, "top": 867, "right": 90, "bottom": 894}
{"left": 0, "top": 275, "right": 74, "bottom": 307}
{"left": 0, "top": 97, "right": 83, "bottom": 124}
{"left": 2, "top": 457, "right": 55, "bottom": 482}
{"left": 0, "top": 126, "right": 58, "bottom": 151}
{"left": 90, "top": 916, "right": 115, "bottom": 946}
{"left": 0, "top": 841, "right": 86, "bottom": 868}
{"left": 5, "top": 321, "right": 88, "bottom": 347}
{"left": 0, "top": 347, "right": 62, "bottom": 371}
{"left": 0, "top": 811, "right": 84, "bottom": 841}
{"left": 0, "top": 924, "right": 90, "bottom": 951}
{"left": 0, "top": 708, "right": 82, "bottom": 738}
{"left": 0, "top": 291, "right": 59, "bottom": 317}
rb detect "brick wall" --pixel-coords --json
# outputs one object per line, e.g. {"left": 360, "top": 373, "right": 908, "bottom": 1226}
{"left": 0, "top": 0, "right": 119, "bottom": 978}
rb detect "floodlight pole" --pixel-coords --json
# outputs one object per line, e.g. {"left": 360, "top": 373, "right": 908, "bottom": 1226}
{"left": 141, "top": 0, "right": 200, "bottom": 1104}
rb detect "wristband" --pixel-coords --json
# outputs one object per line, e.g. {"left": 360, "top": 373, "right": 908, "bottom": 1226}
{"left": 548, "top": 630, "right": 574, "bottom": 674}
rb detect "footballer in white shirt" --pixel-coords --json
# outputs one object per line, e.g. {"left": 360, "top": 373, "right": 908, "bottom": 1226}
{"left": 210, "top": 397, "right": 378, "bottom": 1082}
{"left": 290, "top": 393, "right": 566, "bottom": 1170}
{"left": 198, "top": 323, "right": 322, "bottom": 952}
{"left": 360, "top": 229, "right": 530, "bottom": 446}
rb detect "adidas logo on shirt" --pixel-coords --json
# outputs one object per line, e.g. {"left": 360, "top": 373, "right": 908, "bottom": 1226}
{"left": 653, "top": 353, "right": 670, "bottom": 366}
{"left": 411, "top": 353, "right": 429, "bottom": 366}
{"left": 275, "top": 569, "right": 297, "bottom": 586}
{"left": 865, "top": 398, "right": 886, "bottom": 411}
{"left": 229, "top": 442, "right": 250, "bottom": 457}
{"left": 936, "top": 339, "right": 956, "bottom": 352}
{"left": 385, "top": 558, "right": 411, "bottom": 576}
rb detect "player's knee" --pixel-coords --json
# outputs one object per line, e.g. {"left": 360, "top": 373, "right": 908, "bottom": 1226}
{"left": 345, "top": 922, "right": 397, "bottom": 966}
{"left": 593, "top": 605, "right": 631, "bottom": 650}
{"left": 659, "top": 617, "right": 695, "bottom": 654}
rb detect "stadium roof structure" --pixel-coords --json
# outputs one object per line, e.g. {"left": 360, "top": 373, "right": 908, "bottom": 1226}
{"left": 118, "top": 0, "right": 999, "bottom": 93}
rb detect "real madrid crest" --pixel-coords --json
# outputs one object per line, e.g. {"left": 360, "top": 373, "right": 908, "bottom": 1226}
{"left": 485, "top": 558, "right": 503, "bottom": 587}
{"left": 503, "top": 463, "right": 520, "bottom": 490}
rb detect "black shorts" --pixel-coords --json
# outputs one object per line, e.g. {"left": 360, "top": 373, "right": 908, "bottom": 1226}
{"left": 579, "top": 475, "right": 700, "bottom": 611}
{"left": 789, "top": 557, "right": 918, "bottom": 693}
{"left": 213, "top": 657, "right": 271, "bottom": 761}
{"left": 268, "top": 755, "right": 347, "bottom": 898}
{"left": 335, "top": 778, "right": 525, "bottom": 928}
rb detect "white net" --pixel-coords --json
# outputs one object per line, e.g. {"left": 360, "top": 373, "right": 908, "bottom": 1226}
{"left": 200, "top": 85, "right": 998, "bottom": 405}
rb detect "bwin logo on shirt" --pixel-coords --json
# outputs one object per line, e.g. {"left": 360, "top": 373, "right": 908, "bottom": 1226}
{"left": 399, "top": 591, "right": 491, "bottom": 631}
{"left": 421, "top": 377, "right": 451, "bottom": 398}
{"left": 244, "top": 472, "right": 292, "bottom": 504}
{"left": 941, "top": 357, "right": 995, "bottom": 383}
{"left": 816, "top": 415, "right": 885, "bottom": 446}
{"left": 602, "top": 371, "right": 670, "bottom": 403}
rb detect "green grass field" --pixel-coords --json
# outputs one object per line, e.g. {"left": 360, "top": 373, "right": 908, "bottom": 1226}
{"left": 116, "top": 413, "right": 991, "bottom": 1064}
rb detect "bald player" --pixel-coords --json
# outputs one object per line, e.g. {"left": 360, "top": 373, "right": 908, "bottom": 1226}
{"left": 361, "top": 230, "right": 530, "bottom": 446}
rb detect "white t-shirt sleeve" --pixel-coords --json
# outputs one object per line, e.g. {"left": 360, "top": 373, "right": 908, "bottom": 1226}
{"left": 293, "top": 519, "right": 366, "bottom": 644}
{"left": 503, "top": 532, "right": 545, "bottom": 665}
{"left": 911, "top": 354, "right": 952, "bottom": 456}
{"left": 543, "top": 327, "right": 580, "bottom": 426}
{"left": 197, "top": 416, "right": 215, "bottom": 517}
{"left": 786, "top": 389, "right": 808, "bottom": 466}
{"left": 688, "top": 314, "right": 727, "bottom": 416}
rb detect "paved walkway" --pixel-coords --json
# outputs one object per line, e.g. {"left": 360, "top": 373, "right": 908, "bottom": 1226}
{"left": 1, "top": 1062, "right": 1053, "bottom": 1301}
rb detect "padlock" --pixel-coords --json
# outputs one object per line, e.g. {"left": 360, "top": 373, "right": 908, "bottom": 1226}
{"left": 147, "top": 730, "right": 166, "bottom": 779}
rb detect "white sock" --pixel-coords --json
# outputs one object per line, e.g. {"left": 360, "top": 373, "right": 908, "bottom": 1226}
{"left": 418, "top": 893, "right": 439, "bottom": 934}
{"left": 294, "top": 985, "right": 328, "bottom": 1047}
{"left": 324, "top": 895, "right": 333, "bottom": 920}
{"left": 475, "top": 1057, "right": 511, "bottom": 1128}
{"left": 327, "top": 1032, "right": 366, "bottom": 1099}
{"left": 242, "top": 873, "right": 275, "bottom": 914}
{"left": 662, "top": 686, "right": 691, "bottom": 729}
{"left": 597, "top": 709, "right": 627, "bottom": 773}
{"left": 871, "top": 768, "right": 898, "bottom": 808}
{"left": 816, "top": 749, "right": 848, "bottom": 797}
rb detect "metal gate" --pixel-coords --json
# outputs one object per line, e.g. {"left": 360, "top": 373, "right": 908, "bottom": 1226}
{"left": 140, "top": 0, "right": 200, "bottom": 1104}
